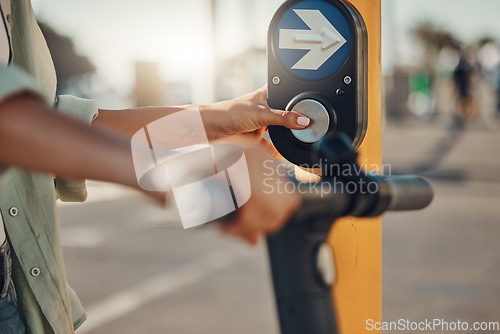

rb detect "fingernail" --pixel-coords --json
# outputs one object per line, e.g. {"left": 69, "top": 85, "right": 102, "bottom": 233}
{"left": 297, "top": 116, "right": 310, "bottom": 127}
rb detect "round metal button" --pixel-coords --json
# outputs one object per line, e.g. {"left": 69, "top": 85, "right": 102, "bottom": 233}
{"left": 30, "top": 267, "right": 41, "bottom": 277}
{"left": 9, "top": 207, "right": 18, "bottom": 217}
{"left": 290, "top": 99, "right": 330, "bottom": 144}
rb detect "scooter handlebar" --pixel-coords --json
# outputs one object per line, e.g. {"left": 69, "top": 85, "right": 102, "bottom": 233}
{"left": 383, "top": 175, "right": 434, "bottom": 212}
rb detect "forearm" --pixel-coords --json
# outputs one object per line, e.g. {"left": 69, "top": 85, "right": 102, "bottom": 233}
{"left": 0, "top": 94, "right": 137, "bottom": 188}
{"left": 95, "top": 105, "right": 192, "bottom": 139}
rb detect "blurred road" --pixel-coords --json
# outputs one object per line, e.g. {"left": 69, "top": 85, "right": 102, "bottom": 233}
{"left": 382, "top": 115, "right": 500, "bottom": 328}
{"left": 58, "top": 114, "right": 500, "bottom": 334}
{"left": 59, "top": 188, "right": 280, "bottom": 334}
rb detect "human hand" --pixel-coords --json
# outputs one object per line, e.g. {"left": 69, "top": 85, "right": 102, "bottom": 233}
{"left": 219, "top": 147, "right": 301, "bottom": 245}
{"left": 200, "top": 86, "right": 310, "bottom": 158}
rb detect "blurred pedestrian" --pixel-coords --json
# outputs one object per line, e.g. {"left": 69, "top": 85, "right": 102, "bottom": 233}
{"left": 453, "top": 49, "right": 476, "bottom": 119}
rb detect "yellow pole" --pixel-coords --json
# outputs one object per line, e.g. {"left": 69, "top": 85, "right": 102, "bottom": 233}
{"left": 330, "top": 1, "right": 382, "bottom": 333}
{"left": 294, "top": 1, "right": 381, "bottom": 332}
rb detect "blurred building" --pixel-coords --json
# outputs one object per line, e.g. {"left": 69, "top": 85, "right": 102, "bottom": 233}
{"left": 216, "top": 47, "right": 267, "bottom": 100}
{"left": 134, "top": 61, "right": 164, "bottom": 107}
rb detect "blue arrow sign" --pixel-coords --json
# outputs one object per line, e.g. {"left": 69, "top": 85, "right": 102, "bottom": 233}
{"left": 275, "top": 0, "right": 351, "bottom": 81}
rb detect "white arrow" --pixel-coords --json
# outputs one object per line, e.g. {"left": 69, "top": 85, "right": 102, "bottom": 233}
{"left": 279, "top": 9, "right": 347, "bottom": 70}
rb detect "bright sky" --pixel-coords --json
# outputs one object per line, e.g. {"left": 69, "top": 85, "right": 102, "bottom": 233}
{"left": 384, "top": 0, "right": 500, "bottom": 72}
{"left": 31, "top": 0, "right": 283, "bottom": 94}
{"left": 31, "top": 0, "right": 500, "bottom": 91}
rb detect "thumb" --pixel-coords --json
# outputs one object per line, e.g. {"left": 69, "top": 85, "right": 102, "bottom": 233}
{"left": 259, "top": 108, "right": 311, "bottom": 129}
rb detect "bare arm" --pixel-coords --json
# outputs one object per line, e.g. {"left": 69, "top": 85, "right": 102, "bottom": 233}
{"left": 0, "top": 87, "right": 307, "bottom": 189}
{"left": 94, "top": 87, "right": 310, "bottom": 151}
{"left": 0, "top": 88, "right": 304, "bottom": 243}
{"left": 0, "top": 93, "right": 137, "bottom": 189}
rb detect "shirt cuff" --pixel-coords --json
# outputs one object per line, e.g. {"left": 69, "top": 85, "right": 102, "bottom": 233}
{"left": 55, "top": 95, "right": 99, "bottom": 124}
{"left": 54, "top": 95, "right": 99, "bottom": 203}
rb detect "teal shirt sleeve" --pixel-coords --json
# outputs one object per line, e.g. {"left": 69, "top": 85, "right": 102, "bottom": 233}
{"left": 54, "top": 95, "right": 99, "bottom": 202}
{"left": 0, "top": 65, "right": 100, "bottom": 201}
{"left": 0, "top": 65, "right": 50, "bottom": 103}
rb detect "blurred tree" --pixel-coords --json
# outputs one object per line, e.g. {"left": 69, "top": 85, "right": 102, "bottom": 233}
{"left": 477, "top": 36, "right": 496, "bottom": 48}
{"left": 38, "top": 22, "right": 95, "bottom": 94}
{"left": 411, "top": 21, "right": 461, "bottom": 73}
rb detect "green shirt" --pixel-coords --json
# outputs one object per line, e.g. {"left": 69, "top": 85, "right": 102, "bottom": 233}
{"left": 0, "top": 1, "right": 98, "bottom": 333}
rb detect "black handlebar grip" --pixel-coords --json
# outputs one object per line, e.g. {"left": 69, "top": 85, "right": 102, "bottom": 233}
{"left": 383, "top": 176, "right": 434, "bottom": 211}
